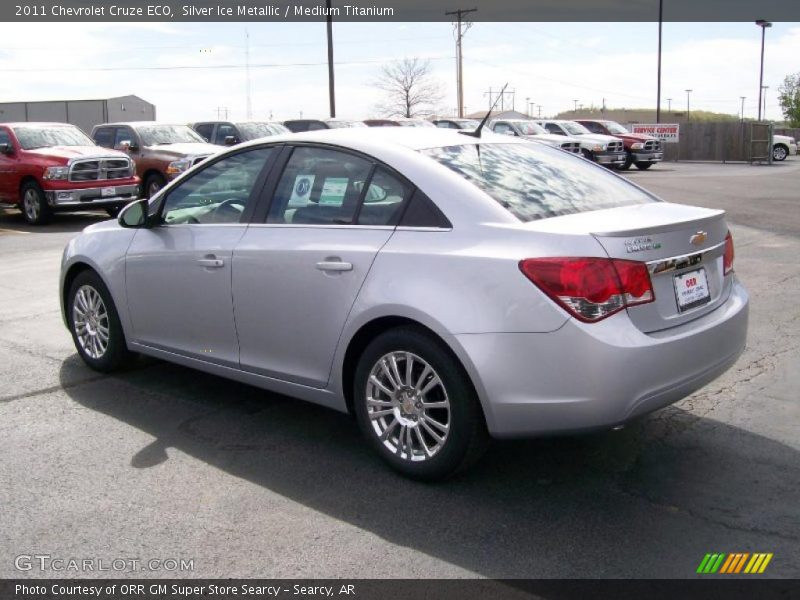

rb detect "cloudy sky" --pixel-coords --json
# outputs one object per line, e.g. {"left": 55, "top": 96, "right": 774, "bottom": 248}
{"left": 0, "top": 20, "right": 797, "bottom": 123}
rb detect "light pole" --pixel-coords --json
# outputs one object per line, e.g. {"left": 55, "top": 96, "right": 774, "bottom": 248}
{"left": 755, "top": 20, "right": 772, "bottom": 121}
{"left": 526, "top": 97, "right": 531, "bottom": 117}
{"left": 762, "top": 85, "right": 769, "bottom": 119}
{"left": 656, "top": 0, "right": 663, "bottom": 123}
{"left": 326, "top": 0, "right": 335, "bottom": 118}
{"left": 740, "top": 96, "right": 746, "bottom": 122}
{"left": 573, "top": 99, "right": 578, "bottom": 113}
{"left": 667, "top": 98, "right": 672, "bottom": 112}
{"left": 685, "top": 89, "right": 692, "bottom": 122}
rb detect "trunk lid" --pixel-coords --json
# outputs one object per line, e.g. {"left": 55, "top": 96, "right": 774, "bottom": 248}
{"left": 526, "top": 203, "right": 731, "bottom": 333}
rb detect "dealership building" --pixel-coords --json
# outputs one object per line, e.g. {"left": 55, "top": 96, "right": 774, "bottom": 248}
{"left": 0, "top": 94, "right": 156, "bottom": 135}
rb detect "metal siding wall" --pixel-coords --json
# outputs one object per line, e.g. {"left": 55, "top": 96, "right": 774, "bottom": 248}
{"left": 0, "top": 103, "right": 28, "bottom": 122}
{"left": 26, "top": 102, "right": 68, "bottom": 123}
{"left": 65, "top": 100, "right": 105, "bottom": 134}
{"left": 106, "top": 95, "right": 156, "bottom": 123}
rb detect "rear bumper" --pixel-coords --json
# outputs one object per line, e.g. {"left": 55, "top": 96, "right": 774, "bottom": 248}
{"left": 457, "top": 279, "right": 749, "bottom": 438}
{"left": 594, "top": 151, "right": 627, "bottom": 165}
{"left": 631, "top": 151, "right": 663, "bottom": 162}
{"left": 45, "top": 184, "right": 139, "bottom": 209}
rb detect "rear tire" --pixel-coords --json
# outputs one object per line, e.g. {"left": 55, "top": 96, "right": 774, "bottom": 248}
{"left": 67, "top": 270, "right": 134, "bottom": 373}
{"left": 634, "top": 161, "right": 654, "bottom": 170}
{"left": 353, "top": 327, "right": 488, "bottom": 481}
{"left": 20, "top": 180, "right": 51, "bottom": 225}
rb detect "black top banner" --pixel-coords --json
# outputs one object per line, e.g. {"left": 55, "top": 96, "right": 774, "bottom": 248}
{"left": 3, "top": 0, "right": 800, "bottom": 22}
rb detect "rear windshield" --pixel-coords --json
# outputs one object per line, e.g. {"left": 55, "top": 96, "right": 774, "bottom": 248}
{"left": 421, "top": 142, "right": 657, "bottom": 222}
{"left": 14, "top": 126, "right": 94, "bottom": 150}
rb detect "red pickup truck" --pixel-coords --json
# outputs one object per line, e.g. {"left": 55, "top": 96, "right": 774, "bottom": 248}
{"left": 0, "top": 122, "right": 139, "bottom": 224}
{"left": 576, "top": 119, "right": 663, "bottom": 170}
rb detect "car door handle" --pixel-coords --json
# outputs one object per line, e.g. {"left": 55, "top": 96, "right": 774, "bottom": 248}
{"left": 316, "top": 260, "right": 353, "bottom": 272}
{"left": 197, "top": 258, "right": 225, "bottom": 268}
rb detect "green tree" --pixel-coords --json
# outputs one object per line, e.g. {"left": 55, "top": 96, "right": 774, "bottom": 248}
{"left": 778, "top": 73, "right": 800, "bottom": 126}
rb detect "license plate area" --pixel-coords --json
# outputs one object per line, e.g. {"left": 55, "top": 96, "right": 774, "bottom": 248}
{"left": 101, "top": 186, "right": 116, "bottom": 198}
{"left": 673, "top": 267, "right": 710, "bottom": 312}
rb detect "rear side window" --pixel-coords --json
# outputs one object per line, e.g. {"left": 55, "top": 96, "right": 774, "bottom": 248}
{"left": 399, "top": 190, "right": 451, "bottom": 228}
{"left": 421, "top": 143, "right": 657, "bottom": 222}
{"left": 267, "top": 147, "right": 372, "bottom": 225}
{"left": 194, "top": 123, "right": 214, "bottom": 141}
{"left": 356, "top": 167, "right": 411, "bottom": 226}
{"left": 93, "top": 128, "right": 114, "bottom": 148}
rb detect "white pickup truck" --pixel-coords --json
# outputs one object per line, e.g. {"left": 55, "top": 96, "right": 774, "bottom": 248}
{"left": 772, "top": 134, "right": 797, "bottom": 161}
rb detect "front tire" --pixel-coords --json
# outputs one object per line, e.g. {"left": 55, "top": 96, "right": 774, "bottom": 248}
{"left": 144, "top": 173, "right": 166, "bottom": 198}
{"left": 67, "top": 270, "right": 133, "bottom": 372}
{"left": 353, "top": 327, "right": 488, "bottom": 481}
{"left": 20, "top": 180, "right": 51, "bottom": 225}
{"left": 616, "top": 156, "right": 633, "bottom": 171}
{"left": 773, "top": 144, "right": 788, "bottom": 161}
{"left": 635, "top": 161, "right": 654, "bottom": 170}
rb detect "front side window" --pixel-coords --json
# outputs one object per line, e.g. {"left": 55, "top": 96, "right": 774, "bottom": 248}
{"left": 604, "top": 121, "right": 629, "bottom": 135}
{"left": 113, "top": 127, "right": 136, "bottom": 148}
{"left": 561, "top": 122, "right": 592, "bottom": 135}
{"left": 193, "top": 123, "right": 214, "bottom": 141}
{"left": 421, "top": 142, "right": 657, "bottom": 222}
{"left": 267, "top": 147, "right": 372, "bottom": 225}
{"left": 583, "top": 122, "right": 606, "bottom": 134}
{"left": 162, "top": 147, "right": 273, "bottom": 225}
{"left": 93, "top": 128, "right": 114, "bottom": 148}
{"left": 0, "top": 129, "right": 9, "bottom": 146}
{"left": 14, "top": 125, "right": 94, "bottom": 150}
{"left": 544, "top": 123, "right": 564, "bottom": 135}
{"left": 214, "top": 124, "right": 237, "bottom": 145}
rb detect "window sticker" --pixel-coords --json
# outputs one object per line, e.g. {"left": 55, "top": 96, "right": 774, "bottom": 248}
{"left": 289, "top": 174, "right": 314, "bottom": 207}
{"left": 319, "top": 177, "right": 349, "bottom": 206}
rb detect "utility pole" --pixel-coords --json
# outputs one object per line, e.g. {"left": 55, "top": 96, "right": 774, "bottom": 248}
{"left": 762, "top": 85, "right": 769, "bottom": 119}
{"left": 573, "top": 99, "right": 579, "bottom": 113}
{"left": 446, "top": 7, "right": 477, "bottom": 118}
{"left": 326, "top": 0, "right": 336, "bottom": 117}
{"left": 740, "top": 96, "right": 746, "bottom": 122}
{"left": 755, "top": 20, "right": 772, "bottom": 121}
{"left": 245, "top": 28, "right": 253, "bottom": 120}
{"left": 537, "top": 105, "right": 542, "bottom": 118}
{"left": 667, "top": 98, "right": 672, "bottom": 111}
{"left": 484, "top": 86, "right": 494, "bottom": 111}
{"left": 685, "top": 89, "right": 692, "bottom": 122}
{"left": 656, "top": 0, "right": 663, "bottom": 123}
{"left": 215, "top": 106, "right": 229, "bottom": 119}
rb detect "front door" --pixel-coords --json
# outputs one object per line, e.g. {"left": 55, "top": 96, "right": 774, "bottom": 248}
{"left": 125, "top": 146, "right": 276, "bottom": 366}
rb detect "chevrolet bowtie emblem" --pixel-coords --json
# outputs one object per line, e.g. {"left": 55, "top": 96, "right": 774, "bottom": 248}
{"left": 690, "top": 231, "right": 707, "bottom": 246}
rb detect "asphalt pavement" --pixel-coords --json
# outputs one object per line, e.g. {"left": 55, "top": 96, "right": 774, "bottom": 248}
{"left": 0, "top": 158, "right": 798, "bottom": 579}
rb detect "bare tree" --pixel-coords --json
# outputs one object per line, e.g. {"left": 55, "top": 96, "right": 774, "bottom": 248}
{"left": 374, "top": 58, "right": 444, "bottom": 118}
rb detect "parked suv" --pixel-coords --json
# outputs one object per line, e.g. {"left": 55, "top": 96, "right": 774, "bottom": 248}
{"left": 535, "top": 120, "right": 626, "bottom": 167}
{"left": 490, "top": 119, "right": 582, "bottom": 154}
{"left": 577, "top": 119, "right": 663, "bottom": 170}
{"left": 92, "top": 122, "right": 218, "bottom": 197}
{"left": 190, "top": 121, "right": 290, "bottom": 146}
{"left": 0, "top": 122, "right": 139, "bottom": 225}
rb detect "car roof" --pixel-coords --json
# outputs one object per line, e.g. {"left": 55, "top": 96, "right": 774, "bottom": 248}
{"left": 234, "top": 126, "right": 511, "bottom": 153}
{"left": 3, "top": 122, "right": 81, "bottom": 128}
{"left": 96, "top": 121, "right": 190, "bottom": 128}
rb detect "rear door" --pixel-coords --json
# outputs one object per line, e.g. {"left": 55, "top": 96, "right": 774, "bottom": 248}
{"left": 232, "top": 145, "right": 410, "bottom": 387}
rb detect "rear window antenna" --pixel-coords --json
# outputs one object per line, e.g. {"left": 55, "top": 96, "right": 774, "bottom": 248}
{"left": 462, "top": 82, "right": 508, "bottom": 138}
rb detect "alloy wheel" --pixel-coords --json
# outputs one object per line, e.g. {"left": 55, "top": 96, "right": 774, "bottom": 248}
{"left": 72, "top": 285, "right": 110, "bottom": 359}
{"left": 365, "top": 351, "right": 451, "bottom": 462}
{"left": 23, "top": 189, "right": 40, "bottom": 222}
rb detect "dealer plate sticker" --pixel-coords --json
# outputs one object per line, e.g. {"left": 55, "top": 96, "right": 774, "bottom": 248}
{"left": 674, "top": 268, "right": 710, "bottom": 311}
{"left": 101, "top": 187, "right": 116, "bottom": 197}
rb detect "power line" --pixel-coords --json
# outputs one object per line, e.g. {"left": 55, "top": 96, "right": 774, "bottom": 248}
{"left": 0, "top": 55, "right": 455, "bottom": 74}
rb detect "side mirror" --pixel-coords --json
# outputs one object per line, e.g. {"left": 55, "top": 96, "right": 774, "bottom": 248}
{"left": 224, "top": 136, "right": 238, "bottom": 146}
{"left": 0, "top": 142, "right": 13, "bottom": 154}
{"left": 118, "top": 199, "right": 150, "bottom": 228}
{"left": 117, "top": 140, "right": 139, "bottom": 152}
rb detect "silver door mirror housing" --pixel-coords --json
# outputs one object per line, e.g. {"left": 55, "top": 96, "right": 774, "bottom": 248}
{"left": 118, "top": 198, "right": 149, "bottom": 228}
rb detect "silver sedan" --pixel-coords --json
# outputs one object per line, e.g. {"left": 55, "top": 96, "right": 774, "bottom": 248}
{"left": 60, "top": 128, "right": 749, "bottom": 480}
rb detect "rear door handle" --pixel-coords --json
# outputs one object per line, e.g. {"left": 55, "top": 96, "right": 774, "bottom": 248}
{"left": 316, "top": 260, "right": 353, "bottom": 272}
{"left": 197, "top": 257, "right": 225, "bottom": 268}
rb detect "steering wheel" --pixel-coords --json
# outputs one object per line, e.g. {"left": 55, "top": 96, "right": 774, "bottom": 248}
{"left": 211, "top": 198, "right": 245, "bottom": 223}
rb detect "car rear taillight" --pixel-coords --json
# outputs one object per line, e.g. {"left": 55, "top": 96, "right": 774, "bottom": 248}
{"left": 723, "top": 231, "right": 734, "bottom": 275}
{"left": 519, "top": 257, "right": 654, "bottom": 323}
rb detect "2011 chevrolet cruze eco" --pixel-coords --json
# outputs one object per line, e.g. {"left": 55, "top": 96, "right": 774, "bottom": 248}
{"left": 60, "top": 128, "right": 749, "bottom": 480}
